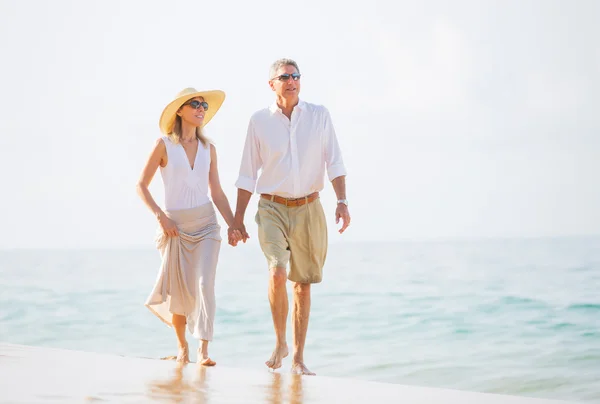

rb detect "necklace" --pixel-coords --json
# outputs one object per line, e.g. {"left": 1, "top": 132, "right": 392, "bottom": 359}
{"left": 181, "top": 138, "right": 197, "bottom": 147}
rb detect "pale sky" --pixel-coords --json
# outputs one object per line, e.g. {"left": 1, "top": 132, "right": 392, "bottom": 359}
{"left": 1, "top": 0, "right": 599, "bottom": 249}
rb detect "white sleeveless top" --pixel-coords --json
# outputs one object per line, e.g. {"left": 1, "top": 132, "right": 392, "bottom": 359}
{"left": 160, "top": 136, "right": 211, "bottom": 211}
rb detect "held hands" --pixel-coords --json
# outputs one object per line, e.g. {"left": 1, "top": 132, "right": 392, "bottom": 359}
{"left": 227, "top": 227, "right": 243, "bottom": 246}
{"left": 228, "top": 221, "right": 250, "bottom": 247}
{"left": 158, "top": 211, "right": 248, "bottom": 245}
{"left": 336, "top": 203, "right": 351, "bottom": 234}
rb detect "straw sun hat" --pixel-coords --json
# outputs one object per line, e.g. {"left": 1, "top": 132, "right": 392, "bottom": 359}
{"left": 159, "top": 87, "right": 226, "bottom": 134}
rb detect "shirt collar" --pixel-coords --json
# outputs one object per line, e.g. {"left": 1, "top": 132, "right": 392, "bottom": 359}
{"left": 269, "top": 99, "right": 306, "bottom": 115}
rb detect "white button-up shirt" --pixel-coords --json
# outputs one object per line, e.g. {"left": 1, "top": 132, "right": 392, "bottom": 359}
{"left": 235, "top": 100, "right": 347, "bottom": 198}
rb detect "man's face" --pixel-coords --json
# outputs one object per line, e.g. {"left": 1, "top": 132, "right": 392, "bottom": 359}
{"left": 269, "top": 64, "right": 301, "bottom": 99}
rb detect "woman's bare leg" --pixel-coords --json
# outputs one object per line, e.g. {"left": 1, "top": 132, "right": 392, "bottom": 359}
{"left": 172, "top": 314, "right": 189, "bottom": 363}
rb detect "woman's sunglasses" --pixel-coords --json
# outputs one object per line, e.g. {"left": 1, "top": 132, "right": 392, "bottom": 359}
{"left": 271, "top": 73, "right": 301, "bottom": 82}
{"left": 183, "top": 100, "right": 209, "bottom": 110}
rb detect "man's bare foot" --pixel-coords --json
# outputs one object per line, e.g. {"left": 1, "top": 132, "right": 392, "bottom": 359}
{"left": 265, "top": 344, "right": 289, "bottom": 370}
{"left": 291, "top": 362, "right": 315, "bottom": 376}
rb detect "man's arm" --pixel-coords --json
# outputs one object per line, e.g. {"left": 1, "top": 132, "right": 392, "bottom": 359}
{"left": 232, "top": 119, "right": 261, "bottom": 243}
{"left": 323, "top": 108, "right": 350, "bottom": 234}
{"left": 332, "top": 175, "right": 346, "bottom": 200}
{"left": 332, "top": 175, "right": 350, "bottom": 234}
{"left": 234, "top": 189, "right": 253, "bottom": 242}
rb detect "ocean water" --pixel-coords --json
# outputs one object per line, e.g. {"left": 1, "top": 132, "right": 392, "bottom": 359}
{"left": 1, "top": 237, "right": 599, "bottom": 403}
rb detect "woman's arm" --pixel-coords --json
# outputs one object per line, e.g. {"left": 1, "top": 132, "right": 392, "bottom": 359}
{"left": 136, "top": 138, "right": 178, "bottom": 237}
{"left": 208, "top": 144, "right": 236, "bottom": 228}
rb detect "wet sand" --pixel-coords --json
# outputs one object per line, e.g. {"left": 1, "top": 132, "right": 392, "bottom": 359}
{"left": 0, "top": 343, "right": 576, "bottom": 403}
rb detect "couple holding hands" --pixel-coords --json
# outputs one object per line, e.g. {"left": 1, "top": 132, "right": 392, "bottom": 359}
{"left": 136, "top": 58, "right": 350, "bottom": 376}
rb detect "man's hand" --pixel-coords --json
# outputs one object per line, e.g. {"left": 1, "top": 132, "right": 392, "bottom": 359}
{"left": 238, "top": 222, "right": 250, "bottom": 242}
{"left": 229, "top": 220, "right": 250, "bottom": 246}
{"left": 227, "top": 227, "right": 243, "bottom": 246}
{"left": 335, "top": 204, "right": 351, "bottom": 234}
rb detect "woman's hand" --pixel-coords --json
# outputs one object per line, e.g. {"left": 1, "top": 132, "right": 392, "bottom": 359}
{"left": 158, "top": 212, "right": 179, "bottom": 237}
{"left": 228, "top": 227, "right": 243, "bottom": 246}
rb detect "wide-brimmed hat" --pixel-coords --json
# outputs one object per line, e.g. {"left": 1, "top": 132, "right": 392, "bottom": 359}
{"left": 159, "top": 87, "right": 226, "bottom": 134}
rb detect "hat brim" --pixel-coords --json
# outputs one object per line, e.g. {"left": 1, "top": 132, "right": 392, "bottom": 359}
{"left": 159, "top": 90, "right": 226, "bottom": 134}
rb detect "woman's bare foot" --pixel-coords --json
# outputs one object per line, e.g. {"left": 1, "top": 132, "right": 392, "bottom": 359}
{"left": 291, "top": 361, "right": 315, "bottom": 376}
{"left": 176, "top": 342, "right": 189, "bottom": 363}
{"left": 265, "top": 344, "right": 289, "bottom": 370}
{"left": 197, "top": 347, "right": 216, "bottom": 366}
{"left": 200, "top": 357, "right": 216, "bottom": 366}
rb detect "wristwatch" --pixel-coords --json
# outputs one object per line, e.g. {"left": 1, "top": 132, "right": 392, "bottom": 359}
{"left": 337, "top": 199, "right": 349, "bottom": 206}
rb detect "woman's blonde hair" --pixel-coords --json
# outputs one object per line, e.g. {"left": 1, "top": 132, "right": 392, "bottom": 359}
{"left": 168, "top": 99, "right": 211, "bottom": 148}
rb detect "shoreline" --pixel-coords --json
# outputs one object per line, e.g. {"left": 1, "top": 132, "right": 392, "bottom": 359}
{"left": 0, "top": 343, "right": 577, "bottom": 403}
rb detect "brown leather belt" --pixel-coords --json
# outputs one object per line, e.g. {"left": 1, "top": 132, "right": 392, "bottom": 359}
{"left": 261, "top": 192, "right": 319, "bottom": 207}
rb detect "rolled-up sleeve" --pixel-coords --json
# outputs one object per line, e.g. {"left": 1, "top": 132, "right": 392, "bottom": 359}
{"left": 323, "top": 108, "right": 347, "bottom": 181}
{"left": 235, "top": 119, "right": 262, "bottom": 193}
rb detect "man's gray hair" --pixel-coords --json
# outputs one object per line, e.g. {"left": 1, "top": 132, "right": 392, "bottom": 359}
{"left": 269, "top": 58, "right": 300, "bottom": 79}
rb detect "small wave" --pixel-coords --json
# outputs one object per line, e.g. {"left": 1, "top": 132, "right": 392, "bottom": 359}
{"left": 526, "top": 319, "right": 548, "bottom": 325}
{"left": 363, "top": 362, "right": 401, "bottom": 372}
{"left": 551, "top": 322, "right": 576, "bottom": 330}
{"left": 567, "top": 303, "right": 600, "bottom": 311}
{"left": 325, "top": 291, "right": 405, "bottom": 298}
{"left": 570, "top": 265, "right": 594, "bottom": 272}
{"left": 573, "top": 353, "right": 600, "bottom": 361}
{"left": 500, "top": 296, "right": 541, "bottom": 305}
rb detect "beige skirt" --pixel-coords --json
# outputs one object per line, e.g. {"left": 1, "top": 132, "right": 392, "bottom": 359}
{"left": 144, "top": 202, "right": 222, "bottom": 340}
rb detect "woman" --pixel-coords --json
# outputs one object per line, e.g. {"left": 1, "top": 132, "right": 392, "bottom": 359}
{"left": 136, "top": 87, "right": 240, "bottom": 365}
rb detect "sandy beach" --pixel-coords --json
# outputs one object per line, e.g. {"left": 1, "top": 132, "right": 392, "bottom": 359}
{"left": 0, "top": 343, "right": 577, "bottom": 404}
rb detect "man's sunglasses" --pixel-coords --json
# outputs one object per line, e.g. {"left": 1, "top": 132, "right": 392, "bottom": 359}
{"left": 183, "top": 100, "right": 209, "bottom": 110}
{"left": 271, "top": 73, "right": 301, "bottom": 82}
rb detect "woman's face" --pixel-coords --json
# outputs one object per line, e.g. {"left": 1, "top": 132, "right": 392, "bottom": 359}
{"left": 177, "top": 96, "right": 207, "bottom": 127}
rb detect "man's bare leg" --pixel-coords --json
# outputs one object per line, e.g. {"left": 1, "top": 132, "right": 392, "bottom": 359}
{"left": 291, "top": 282, "right": 315, "bottom": 375}
{"left": 266, "top": 266, "right": 289, "bottom": 370}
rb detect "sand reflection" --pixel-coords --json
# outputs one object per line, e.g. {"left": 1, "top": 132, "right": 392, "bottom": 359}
{"left": 266, "top": 372, "right": 304, "bottom": 404}
{"left": 289, "top": 374, "right": 304, "bottom": 404}
{"left": 147, "top": 362, "right": 208, "bottom": 403}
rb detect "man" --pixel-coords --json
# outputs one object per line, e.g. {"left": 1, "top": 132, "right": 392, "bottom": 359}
{"left": 232, "top": 58, "right": 350, "bottom": 376}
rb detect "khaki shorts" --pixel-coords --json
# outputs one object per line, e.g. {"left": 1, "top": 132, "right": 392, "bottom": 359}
{"left": 255, "top": 196, "right": 328, "bottom": 283}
